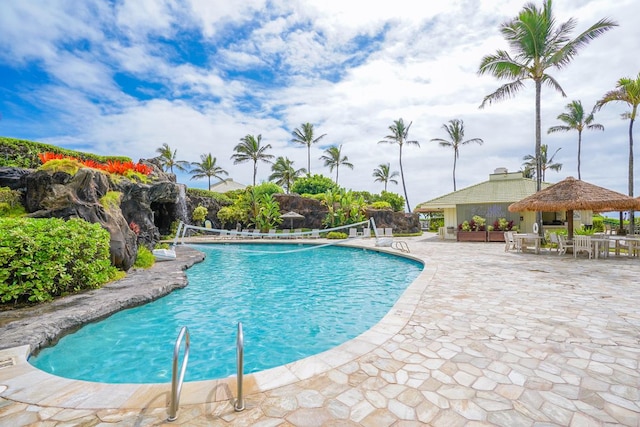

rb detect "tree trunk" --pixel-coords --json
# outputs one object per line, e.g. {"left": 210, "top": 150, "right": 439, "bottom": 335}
{"left": 399, "top": 144, "right": 411, "bottom": 212}
{"left": 629, "top": 117, "right": 635, "bottom": 233}
{"left": 577, "top": 130, "right": 582, "bottom": 180}
{"left": 453, "top": 150, "right": 458, "bottom": 191}
{"left": 535, "top": 79, "right": 543, "bottom": 235}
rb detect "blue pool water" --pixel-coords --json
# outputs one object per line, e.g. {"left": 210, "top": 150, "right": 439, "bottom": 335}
{"left": 31, "top": 243, "right": 422, "bottom": 383}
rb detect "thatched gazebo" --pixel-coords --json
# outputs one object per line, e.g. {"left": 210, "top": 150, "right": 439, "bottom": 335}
{"left": 508, "top": 177, "right": 640, "bottom": 239}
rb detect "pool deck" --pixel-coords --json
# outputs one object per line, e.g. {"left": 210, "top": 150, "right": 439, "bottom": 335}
{"left": 1, "top": 234, "right": 639, "bottom": 426}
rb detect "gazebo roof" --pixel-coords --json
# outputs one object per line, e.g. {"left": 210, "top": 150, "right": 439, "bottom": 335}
{"left": 508, "top": 177, "right": 640, "bottom": 212}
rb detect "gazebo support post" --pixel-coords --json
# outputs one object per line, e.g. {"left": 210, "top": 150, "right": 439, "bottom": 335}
{"left": 567, "top": 210, "right": 574, "bottom": 240}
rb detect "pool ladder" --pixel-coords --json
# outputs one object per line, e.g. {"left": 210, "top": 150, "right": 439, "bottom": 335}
{"left": 167, "top": 323, "right": 245, "bottom": 422}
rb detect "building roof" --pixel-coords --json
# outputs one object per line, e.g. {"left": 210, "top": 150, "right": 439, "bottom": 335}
{"left": 209, "top": 178, "right": 246, "bottom": 193}
{"left": 415, "top": 170, "right": 551, "bottom": 212}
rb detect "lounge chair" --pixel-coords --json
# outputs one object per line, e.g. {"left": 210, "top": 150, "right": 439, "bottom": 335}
{"left": 280, "top": 229, "right": 291, "bottom": 239}
{"left": 268, "top": 229, "right": 277, "bottom": 239}
{"left": 294, "top": 228, "right": 302, "bottom": 239}
{"left": 504, "top": 231, "right": 516, "bottom": 252}
{"left": 310, "top": 229, "right": 320, "bottom": 239}
{"left": 384, "top": 228, "right": 393, "bottom": 237}
{"left": 548, "top": 232, "right": 559, "bottom": 254}
{"left": 348, "top": 228, "right": 358, "bottom": 238}
{"left": 362, "top": 226, "right": 371, "bottom": 238}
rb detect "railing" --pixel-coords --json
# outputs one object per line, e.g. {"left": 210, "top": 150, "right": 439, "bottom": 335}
{"left": 167, "top": 326, "right": 190, "bottom": 422}
{"left": 234, "top": 322, "right": 245, "bottom": 411}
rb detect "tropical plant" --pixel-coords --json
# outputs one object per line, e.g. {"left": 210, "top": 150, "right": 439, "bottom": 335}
{"left": 320, "top": 144, "right": 353, "bottom": 185}
{"left": 372, "top": 163, "right": 399, "bottom": 191}
{"left": 522, "top": 144, "right": 563, "bottom": 181}
{"left": 290, "top": 174, "right": 337, "bottom": 195}
{"left": 378, "top": 118, "right": 420, "bottom": 212}
{"left": 269, "top": 156, "right": 306, "bottom": 193}
{"left": 155, "top": 143, "right": 190, "bottom": 173}
{"left": 190, "top": 153, "right": 228, "bottom": 189}
{"left": 133, "top": 246, "right": 155, "bottom": 269}
{"left": 291, "top": 122, "right": 326, "bottom": 174}
{"left": 548, "top": 100, "right": 604, "bottom": 180}
{"left": 595, "top": 72, "right": 640, "bottom": 233}
{"left": 321, "top": 189, "right": 366, "bottom": 228}
{"left": 478, "top": 0, "right": 616, "bottom": 198}
{"left": 253, "top": 194, "right": 282, "bottom": 232}
{"left": 192, "top": 205, "right": 208, "bottom": 223}
{"left": 379, "top": 191, "right": 406, "bottom": 212}
{"left": 431, "top": 119, "right": 484, "bottom": 191}
{"left": 231, "top": 134, "right": 274, "bottom": 186}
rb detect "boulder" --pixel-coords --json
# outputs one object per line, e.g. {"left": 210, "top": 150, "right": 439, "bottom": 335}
{"left": 0, "top": 167, "right": 34, "bottom": 191}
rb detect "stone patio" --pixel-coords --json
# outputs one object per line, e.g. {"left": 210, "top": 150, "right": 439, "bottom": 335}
{"left": 1, "top": 234, "right": 639, "bottom": 426}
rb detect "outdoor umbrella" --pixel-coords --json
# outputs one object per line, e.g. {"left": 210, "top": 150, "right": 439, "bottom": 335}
{"left": 280, "top": 211, "right": 305, "bottom": 230}
{"left": 508, "top": 177, "right": 640, "bottom": 239}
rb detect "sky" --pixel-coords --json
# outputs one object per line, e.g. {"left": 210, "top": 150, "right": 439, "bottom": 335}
{"left": 1, "top": 0, "right": 639, "bottom": 211}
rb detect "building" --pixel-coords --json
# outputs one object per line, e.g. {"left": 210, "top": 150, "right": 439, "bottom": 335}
{"left": 414, "top": 168, "right": 583, "bottom": 239}
{"left": 209, "top": 178, "right": 246, "bottom": 193}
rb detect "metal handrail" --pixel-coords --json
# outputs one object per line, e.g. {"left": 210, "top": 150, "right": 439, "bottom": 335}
{"left": 234, "top": 322, "right": 245, "bottom": 411}
{"left": 168, "top": 326, "right": 190, "bottom": 422}
{"left": 392, "top": 240, "right": 410, "bottom": 253}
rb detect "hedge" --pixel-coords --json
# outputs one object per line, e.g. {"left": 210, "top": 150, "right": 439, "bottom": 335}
{"left": 0, "top": 217, "right": 118, "bottom": 304}
{"left": 0, "top": 136, "right": 131, "bottom": 169}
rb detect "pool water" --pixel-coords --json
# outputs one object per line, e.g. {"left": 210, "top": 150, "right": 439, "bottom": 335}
{"left": 31, "top": 244, "right": 423, "bottom": 383}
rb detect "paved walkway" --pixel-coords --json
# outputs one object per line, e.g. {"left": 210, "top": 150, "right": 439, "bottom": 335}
{"left": 1, "top": 235, "right": 639, "bottom": 426}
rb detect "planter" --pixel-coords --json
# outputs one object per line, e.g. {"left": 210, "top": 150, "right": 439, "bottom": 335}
{"left": 487, "top": 231, "right": 506, "bottom": 242}
{"left": 457, "top": 231, "right": 487, "bottom": 242}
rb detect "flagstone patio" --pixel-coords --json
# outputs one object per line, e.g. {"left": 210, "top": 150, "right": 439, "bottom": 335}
{"left": 1, "top": 235, "right": 638, "bottom": 426}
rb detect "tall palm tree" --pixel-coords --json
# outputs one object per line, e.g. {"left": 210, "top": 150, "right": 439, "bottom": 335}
{"left": 320, "top": 144, "right": 354, "bottom": 185}
{"left": 595, "top": 72, "right": 640, "bottom": 233}
{"left": 478, "top": 0, "right": 616, "bottom": 235}
{"left": 522, "top": 144, "right": 563, "bottom": 182}
{"left": 189, "top": 153, "right": 228, "bottom": 189}
{"left": 430, "top": 119, "right": 484, "bottom": 191}
{"left": 291, "top": 123, "right": 326, "bottom": 174}
{"left": 372, "top": 163, "right": 399, "bottom": 192}
{"left": 548, "top": 100, "right": 604, "bottom": 180}
{"left": 269, "top": 156, "right": 306, "bottom": 194}
{"left": 378, "top": 118, "right": 420, "bottom": 212}
{"left": 231, "top": 134, "right": 274, "bottom": 186}
{"left": 155, "top": 143, "right": 190, "bottom": 174}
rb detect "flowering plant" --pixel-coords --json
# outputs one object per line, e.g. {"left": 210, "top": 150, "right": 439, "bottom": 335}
{"left": 458, "top": 215, "right": 487, "bottom": 231}
{"left": 493, "top": 218, "right": 515, "bottom": 231}
{"left": 38, "top": 152, "right": 152, "bottom": 177}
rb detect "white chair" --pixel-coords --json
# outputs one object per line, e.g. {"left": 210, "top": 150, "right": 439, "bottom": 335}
{"left": 268, "top": 229, "right": 277, "bottom": 239}
{"left": 376, "top": 227, "right": 384, "bottom": 238}
{"left": 310, "top": 229, "right": 320, "bottom": 239}
{"left": 574, "top": 235, "right": 593, "bottom": 259}
{"left": 384, "top": 228, "right": 393, "bottom": 237}
{"left": 362, "top": 226, "right": 371, "bottom": 238}
{"left": 548, "top": 232, "right": 559, "bottom": 254}
{"left": 293, "top": 228, "right": 302, "bottom": 239}
{"left": 348, "top": 228, "right": 358, "bottom": 238}
{"left": 557, "top": 234, "right": 573, "bottom": 255}
{"left": 504, "top": 231, "right": 515, "bottom": 252}
{"left": 280, "top": 229, "right": 291, "bottom": 239}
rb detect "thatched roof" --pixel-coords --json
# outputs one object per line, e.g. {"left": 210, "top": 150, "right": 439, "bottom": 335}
{"left": 508, "top": 177, "right": 640, "bottom": 212}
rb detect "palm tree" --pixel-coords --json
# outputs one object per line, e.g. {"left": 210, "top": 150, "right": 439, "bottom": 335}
{"left": 378, "top": 118, "right": 420, "bottom": 212}
{"left": 231, "top": 134, "right": 274, "bottom": 186}
{"left": 522, "top": 144, "right": 563, "bottom": 182}
{"left": 372, "top": 163, "right": 399, "bottom": 192}
{"left": 269, "top": 156, "right": 306, "bottom": 194}
{"left": 548, "top": 100, "right": 604, "bottom": 180}
{"left": 595, "top": 72, "right": 640, "bottom": 233}
{"left": 430, "top": 119, "right": 484, "bottom": 191}
{"left": 189, "top": 153, "right": 228, "bottom": 189}
{"left": 155, "top": 143, "right": 190, "bottom": 174}
{"left": 291, "top": 123, "right": 326, "bottom": 174}
{"left": 320, "top": 145, "right": 354, "bottom": 185}
{"left": 478, "top": 0, "right": 616, "bottom": 195}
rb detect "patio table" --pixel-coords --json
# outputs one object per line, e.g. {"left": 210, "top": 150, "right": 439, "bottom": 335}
{"left": 590, "top": 238, "right": 610, "bottom": 259}
{"left": 605, "top": 236, "right": 640, "bottom": 257}
{"left": 514, "top": 233, "right": 542, "bottom": 254}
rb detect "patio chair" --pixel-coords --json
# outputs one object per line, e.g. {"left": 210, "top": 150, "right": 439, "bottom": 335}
{"left": 348, "top": 228, "right": 358, "bottom": 238}
{"left": 548, "top": 232, "right": 559, "bottom": 254}
{"left": 376, "top": 227, "right": 384, "bottom": 238}
{"left": 384, "top": 228, "right": 393, "bottom": 237}
{"left": 574, "top": 235, "right": 593, "bottom": 259}
{"left": 310, "top": 229, "right": 320, "bottom": 239}
{"left": 293, "top": 228, "right": 302, "bottom": 239}
{"left": 504, "top": 231, "right": 515, "bottom": 252}
{"left": 557, "top": 234, "right": 573, "bottom": 255}
{"left": 268, "top": 229, "right": 277, "bottom": 239}
{"left": 362, "top": 226, "right": 371, "bottom": 238}
{"left": 280, "top": 229, "right": 291, "bottom": 239}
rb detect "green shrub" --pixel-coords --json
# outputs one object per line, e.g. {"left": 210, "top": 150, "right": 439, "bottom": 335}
{"left": 133, "top": 246, "right": 155, "bottom": 269}
{"left": 592, "top": 216, "right": 604, "bottom": 232}
{"left": 39, "top": 158, "right": 84, "bottom": 175}
{"left": 154, "top": 242, "right": 170, "bottom": 250}
{"left": 369, "top": 201, "right": 392, "bottom": 210}
{"left": 192, "top": 205, "right": 208, "bottom": 223}
{"left": 187, "top": 188, "right": 233, "bottom": 205}
{"left": 0, "top": 217, "right": 119, "bottom": 305}
{"left": 290, "top": 174, "right": 337, "bottom": 195}
{"left": 326, "top": 231, "right": 348, "bottom": 239}
{"left": 100, "top": 191, "right": 122, "bottom": 210}
{"left": 378, "top": 191, "right": 405, "bottom": 212}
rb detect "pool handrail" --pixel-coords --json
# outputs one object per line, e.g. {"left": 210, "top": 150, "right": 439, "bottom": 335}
{"left": 168, "top": 326, "right": 190, "bottom": 422}
{"left": 234, "top": 322, "right": 245, "bottom": 411}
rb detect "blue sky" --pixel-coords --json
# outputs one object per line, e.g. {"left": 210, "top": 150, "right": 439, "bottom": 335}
{"left": 1, "top": 0, "right": 639, "bottom": 210}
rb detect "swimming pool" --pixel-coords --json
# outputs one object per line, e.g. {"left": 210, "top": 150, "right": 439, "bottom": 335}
{"left": 30, "top": 243, "right": 423, "bottom": 383}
